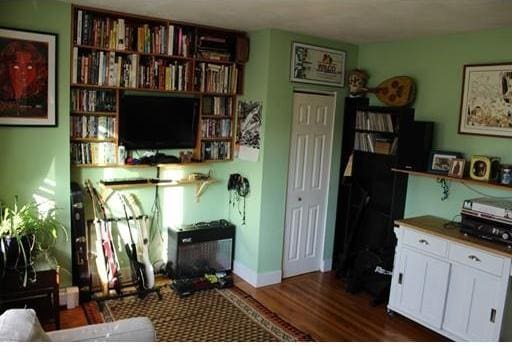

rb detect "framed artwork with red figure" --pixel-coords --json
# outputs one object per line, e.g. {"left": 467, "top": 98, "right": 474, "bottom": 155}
{"left": 0, "top": 28, "right": 56, "bottom": 126}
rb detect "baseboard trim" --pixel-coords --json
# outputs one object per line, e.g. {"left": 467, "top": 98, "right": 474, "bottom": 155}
{"left": 233, "top": 261, "right": 282, "bottom": 288}
{"left": 320, "top": 258, "right": 332, "bottom": 272}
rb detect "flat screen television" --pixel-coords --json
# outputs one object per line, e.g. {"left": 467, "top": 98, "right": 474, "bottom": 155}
{"left": 119, "top": 93, "right": 199, "bottom": 150}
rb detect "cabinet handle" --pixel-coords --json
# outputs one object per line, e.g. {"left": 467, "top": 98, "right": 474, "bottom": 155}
{"left": 418, "top": 239, "right": 429, "bottom": 245}
{"left": 398, "top": 273, "right": 403, "bottom": 285}
{"left": 490, "top": 308, "right": 496, "bottom": 323}
{"left": 468, "top": 255, "right": 481, "bottom": 262}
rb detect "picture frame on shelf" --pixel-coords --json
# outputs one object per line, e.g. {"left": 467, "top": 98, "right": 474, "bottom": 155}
{"left": 0, "top": 27, "right": 57, "bottom": 126}
{"left": 448, "top": 158, "right": 466, "bottom": 178}
{"left": 290, "top": 42, "right": 345, "bottom": 87}
{"left": 459, "top": 63, "right": 512, "bottom": 138}
{"left": 469, "top": 155, "right": 501, "bottom": 182}
{"left": 428, "top": 150, "right": 463, "bottom": 174}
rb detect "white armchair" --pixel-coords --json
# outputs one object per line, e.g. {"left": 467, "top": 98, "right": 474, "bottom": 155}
{"left": 0, "top": 309, "right": 156, "bottom": 342}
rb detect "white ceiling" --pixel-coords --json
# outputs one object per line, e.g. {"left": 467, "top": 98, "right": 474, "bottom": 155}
{"left": 63, "top": 0, "right": 512, "bottom": 43}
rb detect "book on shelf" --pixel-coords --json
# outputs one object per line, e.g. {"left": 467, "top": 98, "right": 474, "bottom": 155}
{"left": 196, "top": 62, "right": 238, "bottom": 94}
{"left": 201, "top": 118, "right": 231, "bottom": 138}
{"left": 355, "top": 110, "right": 395, "bottom": 133}
{"left": 73, "top": 47, "right": 190, "bottom": 90}
{"left": 75, "top": 10, "right": 193, "bottom": 57}
{"left": 71, "top": 89, "right": 116, "bottom": 112}
{"left": 201, "top": 141, "right": 231, "bottom": 160}
{"left": 202, "top": 96, "right": 232, "bottom": 116}
{"left": 71, "top": 115, "right": 116, "bottom": 139}
{"left": 71, "top": 142, "right": 116, "bottom": 165}
{"left": 354, "top": 132, "right": 398, "bottom": 155}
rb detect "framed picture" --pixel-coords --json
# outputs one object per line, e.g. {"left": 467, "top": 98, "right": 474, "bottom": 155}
{"left": 459, "top": 63, "right": 512, "bottom": 138}
{"left": 0, "top": 27, "right": 57, "bottom": 126}
{"left": 448, "top": 159, "right": 466, "bottom": 178}
{"left": 428, "top": 150, "right": 463, "bottom": 174}
{"left": 290, "top": 42, "right": 345, "bottom": 87}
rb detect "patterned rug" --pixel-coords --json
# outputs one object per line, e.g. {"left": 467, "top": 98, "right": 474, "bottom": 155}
{"left": 83, "top": 286, "right": 313, "bottom": 342}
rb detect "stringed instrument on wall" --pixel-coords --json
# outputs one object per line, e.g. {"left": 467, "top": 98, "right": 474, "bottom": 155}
{"left": 362, "top": 76, "right": 416, "bottom": 107}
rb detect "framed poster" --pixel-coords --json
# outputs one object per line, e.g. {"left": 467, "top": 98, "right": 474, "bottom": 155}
{"left": 290, "top": 42, "right": 345, "bottom": 87}
{"left": 459, "top": 63, "right": 512, "bottom": 138}
{"left": 0, "top": 27, "right": 57, "bottom": 126}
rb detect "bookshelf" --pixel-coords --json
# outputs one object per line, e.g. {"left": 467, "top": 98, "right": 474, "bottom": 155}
{"left": 334, "top": 97, "right": 433, "bottom": 279}
{"left": 70, "top": 5, "right": 248, "bottom": 166}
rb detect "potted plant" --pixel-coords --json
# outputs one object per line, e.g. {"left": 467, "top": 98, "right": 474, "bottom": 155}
{"left": 0, "top": 196, "right": 67, "bottom": 286}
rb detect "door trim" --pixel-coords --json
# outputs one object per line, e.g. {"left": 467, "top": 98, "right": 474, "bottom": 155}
{"left": 282, "top": 91, "right": 337, "bottom": 277}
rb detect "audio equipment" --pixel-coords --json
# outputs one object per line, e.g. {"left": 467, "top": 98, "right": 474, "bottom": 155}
{"left": 167, "top": 220, "right": 235, "bottom": 279}
{"left": 235, "top": 36, "right": 250, "bottom": 63}
{"left": 397, "top": 121, "right": 434, "bottom": 171}
{"left": 461, "top": 213, "right": 512, "bottom": 246}
{"left": 70, "top": 182, "right": 91, "bottom": 302}
{"left": 460, "top": 198, "right": 512, "bottom": 246}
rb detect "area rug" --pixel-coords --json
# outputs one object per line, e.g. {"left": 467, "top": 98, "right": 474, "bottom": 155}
{"left": 84, "top": 286, "right": 313, "bottom": 342}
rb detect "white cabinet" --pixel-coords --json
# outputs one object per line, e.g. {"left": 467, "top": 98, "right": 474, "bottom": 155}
{"left": 390, "top": 248, "right": 450, "bottom": 328}
{"left": 443, "top": 264, "right": 502, "bottom": 341}
{"left": 389, "top": 222, "right": 512, "bottom": 341}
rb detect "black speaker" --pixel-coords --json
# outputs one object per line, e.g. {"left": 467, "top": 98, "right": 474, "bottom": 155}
{"left": 398, "top": 121, "right": 434, "bottom": 171}
{"left": 70, "top": 182, "right": 91, "bottom": 302}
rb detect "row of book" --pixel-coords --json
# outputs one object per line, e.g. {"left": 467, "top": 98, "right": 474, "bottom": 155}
{"left": 200, "top": 119, "right": 232, "bottom": 138}
{"left": 354, "top": 132, "right": 398, "bottom": 155}
{"left": 355, "top": 111, "right": 395, "bottom": 133}
{"left": 201, "top": 141, "right": 231, "bottom": 160}
{"left": 202, "top": 96, "right": 233, "bottom": 116}
{"left": 71, "top": 89, "right": 116, "bottom": 112}
{"left": 71, "top": 142, "right": 116, "bottom": 165}
{"left": 73, "top": 49, "right": 190, "bottom": 91}
{"left": 75, "top": 10, "right": 192, "bottom": 56}
{"left": 139, "top": 59, "right": 190, "bottom": 91}
{"left": 196, "top": 63, "right": 239, "bottom": 94}
{"left": 71, "top": 115, "right": 116, "bottom": 139}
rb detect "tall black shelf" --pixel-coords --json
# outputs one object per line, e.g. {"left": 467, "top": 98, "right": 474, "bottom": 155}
{"left": 333, "top": 97, "right": 432, "bottom": 301}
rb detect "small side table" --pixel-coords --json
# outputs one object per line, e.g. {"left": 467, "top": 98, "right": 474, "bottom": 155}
{"left": 0, "top": 264, "right": 60, "bottom": 329}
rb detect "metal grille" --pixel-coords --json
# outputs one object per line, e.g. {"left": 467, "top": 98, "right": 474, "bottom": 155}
{"left": 177, "top": 238, "right": 232, "bottom": 277}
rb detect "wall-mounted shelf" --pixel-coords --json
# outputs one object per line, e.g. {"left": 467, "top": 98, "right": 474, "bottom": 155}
{"left": 393, "top": 168, "right": 512, "bottom": 195}
{"left": 72, "top": 162, "right": 208, "bottom": 169}
{"left": 100, "top": 178, "right": 216, "bottom": 201}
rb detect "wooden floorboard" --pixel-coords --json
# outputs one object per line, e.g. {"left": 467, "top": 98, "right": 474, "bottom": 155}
{"left": 49, "top": 271, "right": 446, "bottom": 341}
{"left": 234, "top": 271, "right": 446, "bottom": 342}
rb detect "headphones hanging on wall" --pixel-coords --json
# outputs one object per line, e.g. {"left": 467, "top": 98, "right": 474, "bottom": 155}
{"left": 228, "top": 174, "right": 250, "bottom": 224}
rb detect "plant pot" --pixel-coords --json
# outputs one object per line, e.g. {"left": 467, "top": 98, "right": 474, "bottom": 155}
{"left": 0, "top": 234, "right": 35, "bottom": 272}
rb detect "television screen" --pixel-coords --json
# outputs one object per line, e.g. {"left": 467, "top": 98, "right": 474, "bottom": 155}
{"left": 119, "top": 93, "right": 199, "bottom": 150}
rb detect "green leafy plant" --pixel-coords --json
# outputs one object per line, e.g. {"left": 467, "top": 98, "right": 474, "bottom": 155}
{"left": 0, "top": 196, "right": 68, "bottom": 257}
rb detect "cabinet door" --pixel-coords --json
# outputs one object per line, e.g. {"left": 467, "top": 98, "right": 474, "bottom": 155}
{"left": 391, "top": 247, "right": 450, "bottom": 328}
{"left": 443, "top": 264, "right": 502, "bottom": 341}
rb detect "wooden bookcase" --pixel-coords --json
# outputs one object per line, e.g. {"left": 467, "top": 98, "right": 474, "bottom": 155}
{"left": 69, "top": 5, "right": 248, "bottom": 166}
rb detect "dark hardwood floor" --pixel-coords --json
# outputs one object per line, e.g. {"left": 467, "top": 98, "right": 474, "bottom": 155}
{"left": 234, "top": 271, "right": 446, "bottom": 341}
{"left": 48, "top": 271, "right": 445, "bottom": 341}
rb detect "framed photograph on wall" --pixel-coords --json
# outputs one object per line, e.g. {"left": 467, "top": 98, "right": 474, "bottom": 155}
{"left": 290, "top": 42, "right": 345, "bottom": 87}
{"left": 459, "top": 63, "right": 512, "bottom": 138}
{"left": 0, "top": 27, "right": 57, "bottom": 126}
{"left": 428, "top": 150, "right": 463, "bottom": 174}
